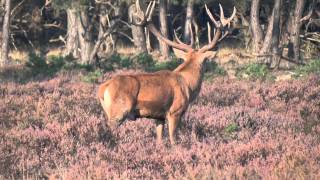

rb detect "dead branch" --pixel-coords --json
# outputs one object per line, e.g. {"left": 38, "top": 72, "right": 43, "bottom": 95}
{"left": 43, "top": 22, "right": 63, "bottom": 29}
{"left": 120, "top": 20, "right": 132, "bottom": 29}
{"left": 117, "top": 31, "right": 134, "bottom": 42}
{"left": 49, "top": 35, "right": 67, "bottom": 44}
{"left": 250, "top": 53, "right": 306, "bottom": 65}
{"left": 300, "top": 0, "right": 315, "bottom": 22}
{"left": 89, "top": 18, "right": 121, "bottom": 63}
{"left": 10, "top": 0, "right": 26, "bottom": 16}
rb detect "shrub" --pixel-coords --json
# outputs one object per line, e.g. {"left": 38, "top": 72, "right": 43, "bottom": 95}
{"left": 224, "top": 123, "right": 239, "bottom": 134}
{"left": 236, "top": 63, "right": 273, "bottom": 81}
{"left": 100, "top": 54, "right": 134, "bottom": 71}
{"left": 152, "top": 56, "right": 183, "bottom": 71}
{"left": 203, "top": 61, "right": 227, "bottom": 82}
{"left": 61, "top": 55, "right": 93, "bottom": 71}
{"left": 294, "top": 59, "right": 320, "bottom": 78}
{"left": 26, "top": 53, "right": 49, "bottom": 75}
{"left": 81, "top": 69, "right": 103, "bottom": 83}
{"left": 26, "top": 54, "right": 89, "bottom": 76}
{"left": 135, "top": 53, "right": 156, "bottom": 71}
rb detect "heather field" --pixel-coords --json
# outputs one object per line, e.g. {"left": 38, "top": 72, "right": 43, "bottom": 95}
{"left": 1, "top": 70, "right": 320, "bottom": 179}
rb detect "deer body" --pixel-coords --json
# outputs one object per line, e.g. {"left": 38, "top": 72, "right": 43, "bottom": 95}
{"left": 98, "top": 1, "right": 236, "bottom": 144}
{"left": 98, "top": 52, "right": 209, "bottom": 144}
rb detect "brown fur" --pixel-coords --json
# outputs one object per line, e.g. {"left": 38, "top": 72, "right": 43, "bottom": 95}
{"left": 99, "top": 1, "right": 236, "bottom": 144}
{"left": 98, "top": 50, "right": 216, "bottom": 144}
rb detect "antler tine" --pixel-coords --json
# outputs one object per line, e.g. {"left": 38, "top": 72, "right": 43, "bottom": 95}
{"left": 218, "top": 31, "right": 229, "bottom": 42}
{"left": 219, "top": 4, "right": 225, "bottom": 21}
{"left": 199, "top": 4, "right": 236, "bottom": 52}
{"left": 220, "top": 5, "right": 237, "bottom": 27}
{"left": 133, "top": 0, "right": 192, "bottom": 51}
{"left": 207, "top": 22, "right": 212, "bottom": 43}
{"left": 174, "top": 29, "right": 183, "bottom": 44}
{"left": 148, "top": 24, "right": 193, "bottom": 51}
{"left": 205, "top": 4, "right": 219, "bottom": 27}
{"left": 174, "top": 29, "right": 192, "bottom": 48}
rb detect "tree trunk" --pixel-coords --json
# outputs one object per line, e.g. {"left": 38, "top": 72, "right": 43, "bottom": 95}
{"left": 183, "top": 0, "right": 194, "bottom": 43}
{"left": 260, "top": 0, "right": 281, "bottom": 54}
{"left": 1, "top": 0, "right": 10, "bottom": 67}
{"left": 288, "top": 0, "right": 305, "bottom": 62}
{"left": 65, "top": 9, "right": 79, "bottom": 58}
{"left": 259, "top": 0, "right": 282, "bottom": 65}
{"left": 159, "top": 0, "right": 169, "bottom": 59}
{"left": 271, "top": 0, "right": 282, "bottom": 67}
{"left": 129, "top": 4, "right": 147, "bottom": 53}
{"left": 77, "top": 8, "right": 93, "bottom": 64}
{"left": 90, "top": 6, "right": 107, "bottom": 63}
{"left": 250, "top": 0, "right": 263, "bottom": 53}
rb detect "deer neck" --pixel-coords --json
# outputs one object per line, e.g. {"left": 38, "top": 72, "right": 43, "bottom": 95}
{"left": 174, "top": 60, "right": 205, "bottom": 101}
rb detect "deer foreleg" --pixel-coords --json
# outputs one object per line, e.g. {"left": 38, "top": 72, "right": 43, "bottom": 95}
{"left": 167, "top": 114, "right": 181, "bottom": 145}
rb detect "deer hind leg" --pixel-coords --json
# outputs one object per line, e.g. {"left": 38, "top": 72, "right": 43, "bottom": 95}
{"left": 156, "top": 119, "right": 165, "bottom": 144}
{"left": 103, "top": 89, "right": 135, "bottom": 128}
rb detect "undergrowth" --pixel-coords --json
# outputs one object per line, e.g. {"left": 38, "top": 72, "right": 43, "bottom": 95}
{"left": 20, "top": 53, "right": 226, "bottom": 83}
{"left": 294, "top": 59, "right": 320, "bottom": 78}
{"left": 236, "top": 63, "right": 274, "bottom": 81}
{"left": 1, "top": 73, "right": 319, "bottom": 179}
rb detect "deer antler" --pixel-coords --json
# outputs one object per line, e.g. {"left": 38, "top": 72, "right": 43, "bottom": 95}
{"left": 199, "top": 4, "right": 236, "bottom": 53}
{"left": 133, "top": 0, "right": 192, "bottom": 51}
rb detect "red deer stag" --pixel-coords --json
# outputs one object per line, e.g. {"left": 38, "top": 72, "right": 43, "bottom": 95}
{"left": 98, "top": 0, "right": 236, "bottom": 144}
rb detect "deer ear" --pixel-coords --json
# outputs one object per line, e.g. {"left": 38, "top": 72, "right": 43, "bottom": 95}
{"left": 173, "top": 48, "right": 187, "bottom": 61}
{"left": 201, "top": 51, "right": 217, "bottom": 60}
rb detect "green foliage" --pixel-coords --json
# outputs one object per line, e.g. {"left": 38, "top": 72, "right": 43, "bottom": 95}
{"left": 119, "top": 56, "right": 132, "bottom": 68}
{"left": 100, "top": 54, "right": 133, "bottom": 71}
{"left": 26, "top": 53, "right": 68, "bottom": 76}
{"left": 152, "top": 57, "right": 183, "bottom": 71}
{"left": 61, "top": 55, "right": 93, "bottom": 71}
{"left": 135, "top": 53, "right": 156, "bottom": 71}
{"left": 224, "top": 123, "right": 239, "bottom": 134}
{"left": 294, "top": 59, "right": 320, "bottom": 78}
{"left": 101, "top": 53, "right": 184, "bottom": 72}
{"left": 205, "top": 61, "right": 227, "bottom": 75}
{"left": 236, "top": 63, "right": 273, "bottom": 81}
{"left": 26, "top": 53, "right": 49, "bottom": 75}
{"left": 204, "top": 61, "right": 227, "bottom": 82}
{"left": 81, "top": 69, "right": 103, "bottom": 83}
{"left": 26, "top": 54, "right": 94, "bottom": 77}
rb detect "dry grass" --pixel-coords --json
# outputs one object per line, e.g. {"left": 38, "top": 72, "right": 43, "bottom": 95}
{"left": 46, "top": 48, "right": 64, "bottom": 57}
{"left": 116, "top": 45, "right": 137, "bottom": 55}
{"left": 9, "top": 50, "right": 28, "bottom": 63}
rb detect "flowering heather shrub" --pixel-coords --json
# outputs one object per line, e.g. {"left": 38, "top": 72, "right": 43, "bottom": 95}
{"left": 1, "top": 71, "right": 320, "bottom": 179}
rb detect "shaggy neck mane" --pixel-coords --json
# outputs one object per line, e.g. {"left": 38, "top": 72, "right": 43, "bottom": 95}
{"left": 174, "top": 56, "right": 204, "bottom": 96}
